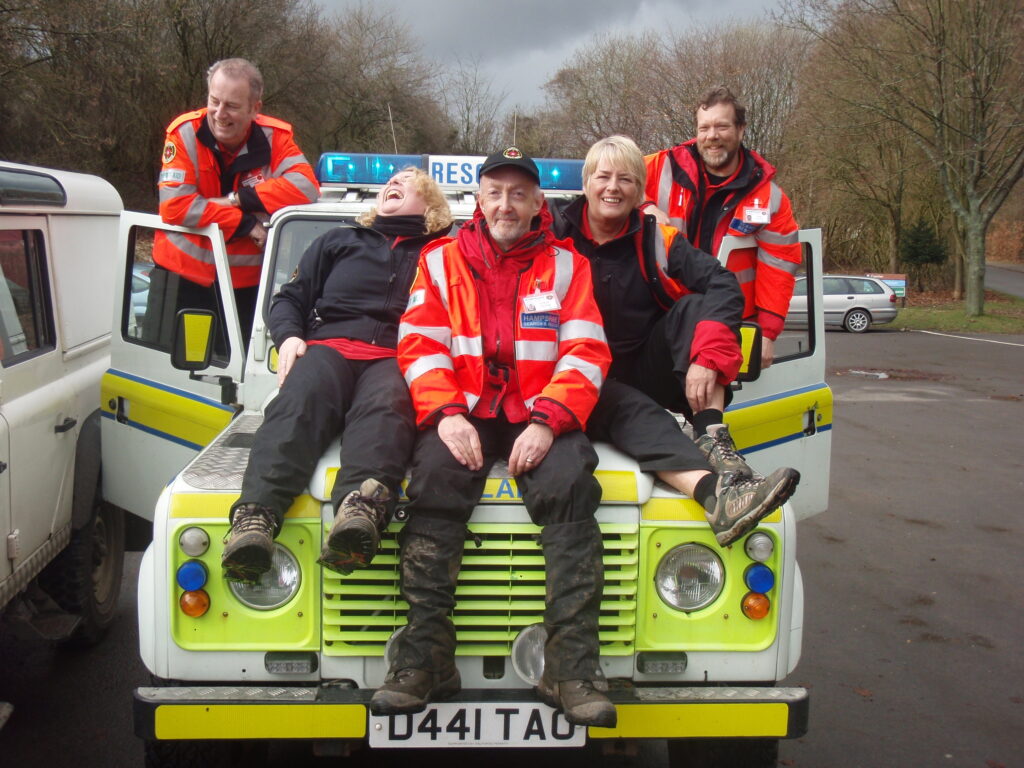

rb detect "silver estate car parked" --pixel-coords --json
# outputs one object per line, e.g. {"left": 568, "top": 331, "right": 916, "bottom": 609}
{"left": 786, "top": 274, "right": 899, "bottom": 333}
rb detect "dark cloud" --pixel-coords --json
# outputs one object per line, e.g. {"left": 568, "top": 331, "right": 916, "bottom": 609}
{"left": 316, "top": 0, "right": 778, "bottom": 106}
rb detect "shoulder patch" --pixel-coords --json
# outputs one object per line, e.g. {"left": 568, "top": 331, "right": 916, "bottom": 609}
{"left": 162, "top": 141, "right": 176, "bottom": 164}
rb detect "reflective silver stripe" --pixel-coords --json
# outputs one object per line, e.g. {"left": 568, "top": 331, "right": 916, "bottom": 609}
{"left": 182, "top": 197, "right": 207, "bottom": 227}
{"left": 178, "top": 121, "right": 200, "bottom": 172}
{"left": 452, "top": 335, "right": 483, "bottom": 357}
{"left": 758, "top": 228, "right": 799, "bottom": 246}
{"left": 657, "top": 159, "right": 673, "bottom": 212}
{"left": 524, "top": 394, "right": 538, "bottom": 408}
{"left": 515, "top": 339, "right": 558, "bottom": 362}
{"left": 423, "top": 243, "right": 449, "bottom": 309}
{"left": 159, "top": 183, "right": 196, "bottom": 200}
{"left": 559, "top": 319, "right": 607, "bottom": 344}
{"left": 464, "top": 392, "right": 480, "bottom": 411}
{"left": 281, "top": 171, "right": 319, "bottom": 202}
{"left": 399, "top": 322, "right": 450, "bottom": 347}
{"left": 768, "top": 182, "right": 783, "bottom": 214}
{"left": 404, "top": 353, "right": 453, "bottom": 386}
{"left": 274, "top": 153, "right": 308, "bottom": 175}
{"left": 653, "top": 230, "right": 669, "bottom": 273}
{"left": 552, "top": 246, "right": 573, "bottom": 301}
{"left": 733, "top": 267, "right": 756, "bottom": 285}
{"left": 758, "top": 248, "right": 801, "bottom": 275}
{"left": 165, "top": 231, "right": 262, "bottom": 267}
{"left": 554, "top": 355, "right": 604, "bottom": 390}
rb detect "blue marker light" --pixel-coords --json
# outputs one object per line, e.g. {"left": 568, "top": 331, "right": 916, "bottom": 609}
{"left": 744, "top": 563, "right": 775, "bottom": 594}
{"left": 176, "top": 560, "right": 209, "bottom": 592}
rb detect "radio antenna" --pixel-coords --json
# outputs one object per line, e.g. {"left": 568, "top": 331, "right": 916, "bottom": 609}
{"left": 388, "top": 103, "right": 399, "bottom": 154}
{"left": 512, "top": 109, "right": 518, "bottom": 146}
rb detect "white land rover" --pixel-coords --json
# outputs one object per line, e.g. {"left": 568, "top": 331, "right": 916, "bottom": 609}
{"left": 109, "top": 153, "right": 832, "bottom": 767}
{"left": 0, "top": 162, "right": 131, "bottom": 727}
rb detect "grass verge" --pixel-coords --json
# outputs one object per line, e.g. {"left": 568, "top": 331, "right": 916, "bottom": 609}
{"left": 894, "top": 292, "right": 1024, "bottom": 333}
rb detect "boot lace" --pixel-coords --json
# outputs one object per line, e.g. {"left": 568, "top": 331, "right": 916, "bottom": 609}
{"left": 229, "top": 505, "right": 276, "bottom": 538}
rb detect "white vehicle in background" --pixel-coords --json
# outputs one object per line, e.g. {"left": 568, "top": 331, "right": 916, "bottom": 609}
{"left": 0, "top": 162, "right": 132, "bottom": 728}
{"left": 109, "top": 153, "right": 832, "bottom": 767}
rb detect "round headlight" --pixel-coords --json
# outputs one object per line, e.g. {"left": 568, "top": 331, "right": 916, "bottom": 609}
{"left": 510, "top": 624, "right": 548, "bottom": 686}
{"left": 655, "top": 543, "right": 725, "bottom": 612}
{"left": 228, "top": 544, "right": 301, "bottom": 610}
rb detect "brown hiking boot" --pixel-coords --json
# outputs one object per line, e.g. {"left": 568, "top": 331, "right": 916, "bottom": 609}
{"left": 536, "top": 672, "right": 616, "bottom": 728}
{"left": 318, "top": 478, "right": 390, "bottom": 575}
{"left": 696, "top": 424, "right": 757, "bottom": 481}
{"left": 222, "top": 503, "right": 277, "bottom": 583}
{"left": 369, "top": 666, "right": 462, "bottom": 715}
{"left": 708, "top": 467, "right": 801, "bottom": 547}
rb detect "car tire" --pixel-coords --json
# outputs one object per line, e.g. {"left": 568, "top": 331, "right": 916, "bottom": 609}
{"left": 38, "top": 494, "right": 125, "bottom": 647}
{"left": 843, "top": 308, "right": 872, "bottom": 333}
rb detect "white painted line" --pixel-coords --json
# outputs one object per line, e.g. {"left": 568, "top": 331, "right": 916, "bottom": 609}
{"left": 916, "top": 330, "right": 1024, "bottom": 347}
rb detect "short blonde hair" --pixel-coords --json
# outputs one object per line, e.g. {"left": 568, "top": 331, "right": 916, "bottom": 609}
{"left": 582, "top": 135, "right": 647, "bottom": 192}
{"left": 357, "top": 167, "right": 453, "bottom": 234}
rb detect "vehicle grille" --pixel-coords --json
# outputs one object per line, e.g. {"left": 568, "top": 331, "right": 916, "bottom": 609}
{"left": 322, "top": 523, "right": 639, "bottom": 656}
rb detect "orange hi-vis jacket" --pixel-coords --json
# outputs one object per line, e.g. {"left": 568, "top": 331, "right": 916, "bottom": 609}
{"left": 398, "top": 233, "right": 611, "bottom": 431}
{"left": 155, "top": 109, "right": 319, "bottom": 288}
{"left": 644, "top": 140, "right": 801, "bottom": 340}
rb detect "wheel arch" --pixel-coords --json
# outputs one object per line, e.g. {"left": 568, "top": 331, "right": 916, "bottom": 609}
{"left": 71, "top": 409, "right": 103, "bottom": 529}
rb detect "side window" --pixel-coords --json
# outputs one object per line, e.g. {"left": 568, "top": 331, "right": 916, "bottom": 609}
{"left": 849, "top": 278, "right": 882, "bottom": 294}
{"left": 0, "top": 229, "right": 54, "bottom": 365}
{"left": 772, "top": 242, "right": 814, "bottom": 363}
{"left": 122, "top": 225, "right": 229, "bottom": 367}
{"left": 823, "top": 277, "right": 848, "bottom": 295}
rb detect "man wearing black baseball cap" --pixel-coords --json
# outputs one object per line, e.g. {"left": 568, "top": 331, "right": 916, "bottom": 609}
{"left": 372, "top": 148, "right": 616, "bottom": 728}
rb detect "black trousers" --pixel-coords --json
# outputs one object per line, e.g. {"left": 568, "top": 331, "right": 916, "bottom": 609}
{"left": 238, "top": 345, "right": 416, "bottom": 527}
{"left": 587, "top": 379, "right": 711, "bottom": 474}
{"left": 611, "top": 293, "right": 722, "bottom": 418}
{"left": 404, "top": 416, "right": 602, "bottom": 526}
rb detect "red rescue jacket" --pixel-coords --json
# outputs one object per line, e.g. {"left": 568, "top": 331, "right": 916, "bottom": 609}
{"left": 154, "top": 109, "right": 319, "bottom": 288}
{"left": 644, "top": 140, "right": 800, "bottom": 339}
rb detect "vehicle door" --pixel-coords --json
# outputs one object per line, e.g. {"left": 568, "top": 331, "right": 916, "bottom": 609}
{"left": 822, "top": 276, "right": 852, "bottom": 326}
{"left": 100, "top": 214, "right": 244, "bottom": 521}
{"left": 718, "top": 231, "right": 832, "bottom": 520}
{"left": 0, "top": 222, "right": 77, "bottom": 572}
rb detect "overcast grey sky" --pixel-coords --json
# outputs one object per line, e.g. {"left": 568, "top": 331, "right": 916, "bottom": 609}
{"left": 315, "top": 0, "right": 783, "bottom": 108}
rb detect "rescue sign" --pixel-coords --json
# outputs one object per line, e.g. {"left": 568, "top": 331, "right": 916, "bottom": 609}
{"left": 428, "top": 155, "right": 484, "bottom": 186}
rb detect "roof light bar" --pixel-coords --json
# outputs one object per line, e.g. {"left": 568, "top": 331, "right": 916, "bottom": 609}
{"left": 316, "top": 152, "right": 583, "bottom": 192}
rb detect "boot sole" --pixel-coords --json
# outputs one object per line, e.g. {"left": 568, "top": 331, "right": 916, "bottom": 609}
{"left": 715, "top": 468, "right": 801, "bottom": 547}
{"left": 369, "top": 670, "right": 461, "bottom": 715}
{"left": 319, "top": 517, "right": 379, "bottom": 574}
{"left": 222, "top": 544, "right": 272, "bottom": 583}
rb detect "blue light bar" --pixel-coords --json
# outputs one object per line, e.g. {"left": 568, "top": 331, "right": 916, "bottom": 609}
{"left": 316, "top": 152, "right": 583, "bottom": 192}
{"left": 316, "top": 153, "right": 423, "bottom": 185}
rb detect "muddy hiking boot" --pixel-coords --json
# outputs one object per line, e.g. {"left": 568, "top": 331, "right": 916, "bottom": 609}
{"left": 370, "top": 516, "right": 465, "bottom": 715}
{"left": 222, "top": 503, "right": 277, "bottom": 583}
{"left": 708, "top": 467, "right": 801, "bottom": 547}
{"left": 536, "top": 675, "right": 616, "bottom": 729}
{"left": 696, "top": 423, "right": 757, "bottom": 481}
{"left": 318, "top": 478, "right": 391, "bottom": 575}
{"left": 536, "top": 518, "right": 617, "bottom": 728}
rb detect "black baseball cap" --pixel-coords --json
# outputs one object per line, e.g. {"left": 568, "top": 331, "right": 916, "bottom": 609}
{"left": 478, "top": 147, "right": 540, "bottom": 185}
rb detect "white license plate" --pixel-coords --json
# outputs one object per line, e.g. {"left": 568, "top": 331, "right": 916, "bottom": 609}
{"left": 368, "top": 702, "right": 585, "bottom": 748}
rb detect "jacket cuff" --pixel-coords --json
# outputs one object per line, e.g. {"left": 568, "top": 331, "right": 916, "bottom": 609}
{"left": 228, "top": 212, "right": 257, "bottom": 242}
{"left": 238, "top": 186, "right": 268, "bottom": 214}
{"left": 691, "top": 320, "right": 742, "bottom": 383}
{"left": 530, "top": 398, "right": 576, "bottom": 437}
{"left": 756, "top": 310, "right": 785, "bottom": 340}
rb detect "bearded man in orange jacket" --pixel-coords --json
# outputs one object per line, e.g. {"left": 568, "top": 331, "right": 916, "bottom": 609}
{"left": 146, "top": 58, "right": 319, "bottom": 347}
{"left": 370, "top": 148, "right": 616, "bottom": 729}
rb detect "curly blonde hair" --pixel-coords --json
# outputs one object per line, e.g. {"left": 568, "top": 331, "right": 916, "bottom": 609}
{"left": 357, "top": 167, "right": 453, "bottom": 234}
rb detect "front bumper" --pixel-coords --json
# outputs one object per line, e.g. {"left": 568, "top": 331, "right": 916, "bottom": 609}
{"left": 134, "top": 684, "right": 808, "bottom": 743}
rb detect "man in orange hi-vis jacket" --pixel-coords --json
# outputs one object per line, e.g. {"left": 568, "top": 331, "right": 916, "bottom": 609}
{"left": 146, "top": 58, "right": 318, "bottom": 346}
{"left": 370, "top": 148, "right": 616, "bottom": 730}
{"left": 643, "top": 86, "right": 801, "bottom": 369}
